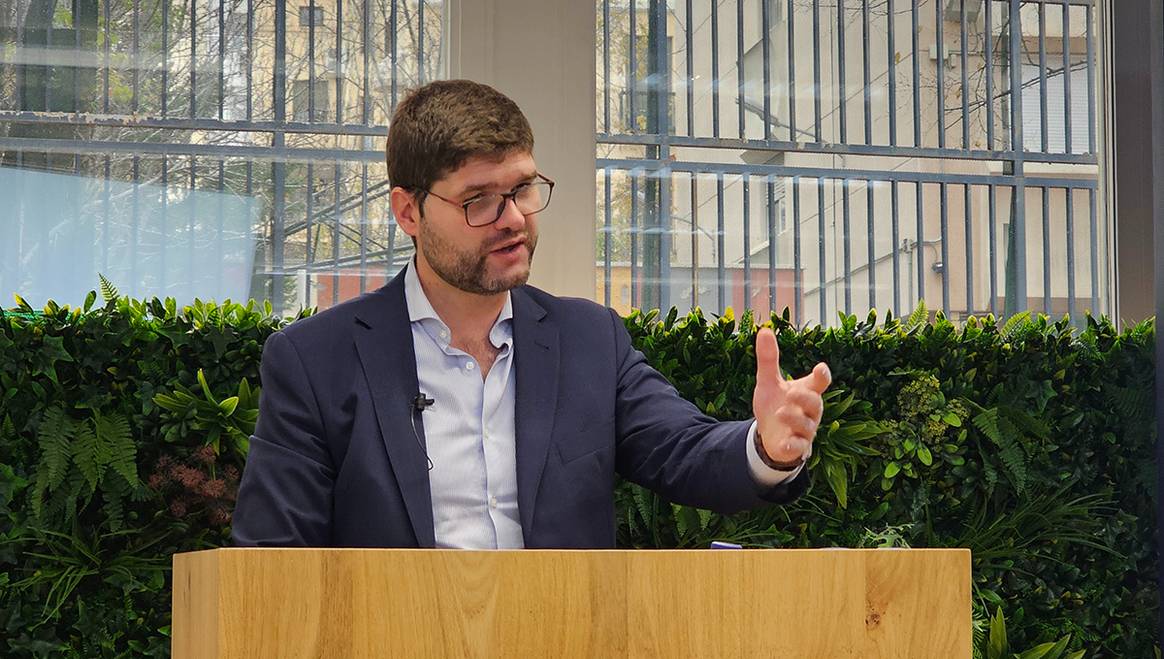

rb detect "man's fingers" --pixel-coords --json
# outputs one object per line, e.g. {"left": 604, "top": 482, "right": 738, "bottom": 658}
{"left": 754, "top": 327, "right": 785, "bottom": 391}
{"left": 786, "top": 388, "right": 824, "bottom": 424}
{"left": 800, "top": 362, "right": 832, "bottom": 394}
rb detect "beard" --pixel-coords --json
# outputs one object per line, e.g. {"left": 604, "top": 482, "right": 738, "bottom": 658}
{"left": 417, "top": 218, "right": 538, "bottom": 295}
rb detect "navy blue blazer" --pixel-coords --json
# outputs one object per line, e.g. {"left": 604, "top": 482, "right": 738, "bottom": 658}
{"left": 231, "top": 271, "right": 809, "bottom": 548}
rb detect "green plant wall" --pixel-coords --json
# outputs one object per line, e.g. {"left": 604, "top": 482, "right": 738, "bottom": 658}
{"left": 0, "top": 292, "right": 1156, "bottom": 657}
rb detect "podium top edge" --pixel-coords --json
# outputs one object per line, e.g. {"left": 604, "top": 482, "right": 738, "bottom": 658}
{"left": 174, "top": 547, "right": 972, "bottom": 557}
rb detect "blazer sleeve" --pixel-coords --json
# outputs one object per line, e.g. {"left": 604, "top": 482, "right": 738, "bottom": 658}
{"left": 607, "top": 309, "right": 808, "bottom": 514}
{"left": 231, "top": 330, "right": 336, "bottom": 546}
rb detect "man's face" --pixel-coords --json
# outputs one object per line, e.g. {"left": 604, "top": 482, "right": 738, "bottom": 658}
{"left": 415, "top": 151, "right": 540, "bottom": 296}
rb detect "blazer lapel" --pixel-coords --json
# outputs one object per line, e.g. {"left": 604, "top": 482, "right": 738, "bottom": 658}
{"left": 512, "top": 288, "right": 560, "bottom": 538}
{"left": 352, "top": 272, "right": 436, "bottom": 547}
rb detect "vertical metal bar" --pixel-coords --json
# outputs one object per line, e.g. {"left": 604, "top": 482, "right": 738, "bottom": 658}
{"left": 985, "top": 0, "right": 994, "bottom": 149}
{"left": 743, "top": 174, "right": 751, "bottom": 308}
{"left": 989, "top": 183, "right": 998, "bottom": 316}
{"left": 217, "top": 160, "right": 225, "bottom": 295}
{"left": 717, "top": 173, "right": 726, "bottom": 312}
{"left": 132, "top": 0, "right": 140, "bottom": 112}
{"left": 916, "top": 181, "right": 925, "bottom": 301}
{"left": 307, "top": 166, "right": 315, "bottom": 267}
{"left": 131, "top": 157, "right": 140, "bottom": 296}
{"left": 219, "top": 0, "right": 226, "bottom": 119}
{"left": 161, "top": 157, "right": 168, "bottom": 291}
{"left": 386, "top": 222, "right": 397, "bottom": 281}
{"left": 360, "top": 164, "right": 368, "bottom": 293}
{"left": 960, "top": 0, "right": 969, "bottom": 150}
{"left": 737, "top": 0, "right": 746, "bottom": 138}
{"left": 1062, "top": 3, "right": 1072, "bottom": 154}
{"left": 631, "top": 170, "right": 640, "bottom": 308}
{"left": 333, "top": 164, "right": 342, "bottom": 305}
{"left": 768, "top": 176, "right": 777, "bottom": 313}
{"left": 309, "top": 0, "right": 317, "bottom": 121}
{"left": 163, "top": 0, "right": 170, "bottom": 116}
{"left": 838, "top": 0, "right": 847, "bottom": 144}
{"left": 1066, "top": 188, "right": 1075, "bottom": 320}
{"left": 1086, "top": 4, "right": 1095, "bottom": 153}
{"left": 813, "top": 0, "right": 822, "bottom": 142}
{"left": 793, "top": 176, "right": 803, "bottom": 325}
{"left": 363, "top": 0, "right": 370, "bottom": 124}
{"left": 1039, "top": 3, "right": 1048, "bottom": 152}
{"left": 818, "top": 179, "right": 827, "bottom": 322}
{"left": 246, "top": 0, "right": 253, "bottom": 119}
{"left": 690, "top": 172, "right": 699, "bottom": 308}
{"left": 940, "top": 182, "right": 950, "bottom": 316}
{"left": 1009, "top": 0, "right": 1027, "bottom": 308}
{"left": 862, "top": 0, "right": 871, "bottom": 144}
{"left": 272, "top": 0, "right": 287, "bottom": 311}
{"left": 604, "top": 168, "right": 612, "bottom": 306}
{"left": 711, "top": 0, "right": 720, "bottom": 137}
{"left": 1042, "top": 186, "right": 1051, "bottom": 315}
{"left": 102, "top": 158, "right": 110, "bottom": 273}
{"left": 190, "top": 0, "right": 197, "bottom": 118}
{"left": 965, "top": 183, "right": 973, "bottom": 317}
{"left": 762, "top": 0, "right": 772, "bottom": 141}
{"left": 604, "top": 0, "right": 611, "bottom": 133}
{"left": 842, "top": 178, "right": 851, "bottom": 313}
{"left": 686, "top": 0, "right": 694, "bottom": 136}
{"left": 911, "top": 0, "right": 921, "bottom": 147}
{"left": 788, "top": 0, "right": 797, "bottom": 142}
{"left": 188, "top": 158, "right": 196, "bottom": 299}
{"left": 390, "top": 0, "right": 398, "bottom": 108}
{"left": 891, "top": 180, "right": 900, "bottom": 313}
{"left": 72, "top": 0, "right": 80, "bottom": 112}
{"left": 336, "top": 0, "right": 344, "bottom": 124}
{"left": 629, "top": 0, "right": 638, "bottom": 132}
{"left": 1088, "top": 187, "right": 1098, "bottom": 314}
{"left": 103, "top": 0, "right": 110, "bottom": 112}
{"left": 417, "top": 0, "right": 425, "bottom": 85}
{"left": 936, "top": 0, "right": 945, "bottom": 148}
{"left": 866, "top": 180, "right": 875, "bottom": 309}
{"left": 887, "top": 0, "right": 896, "bottom": 146}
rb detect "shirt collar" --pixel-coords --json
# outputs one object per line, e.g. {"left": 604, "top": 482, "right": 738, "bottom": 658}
{"left": 403, "top": 258, "right": 514, "bottom": 349}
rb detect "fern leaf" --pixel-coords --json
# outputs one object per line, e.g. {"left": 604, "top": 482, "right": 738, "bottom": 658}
{"left": 72, "top": 423, "right": 105, "bottom": 494}
{"left": 96, "top": 412, "right": 139, "bottom": 488}
{"left": 972, "top": 409, "right": 1002, "bottom": 444}
{"left": 905, "top": 300, "right": 928, "bottom": 331}
{"left": 98, "top": 273, "right": 119, "bottom": 302}
{"left": 37, "top": 407, "right": 75, "bottom": 490}
{"left": 1001, "top": 311, "right": 1031, "bottom": 341}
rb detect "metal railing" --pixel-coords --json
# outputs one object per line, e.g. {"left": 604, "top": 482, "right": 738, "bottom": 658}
{"left": 0, "top": 0, "right": 440, "bottom": 311}
{"left": 597, "top": 0, "right": 1108, "bottom": 325}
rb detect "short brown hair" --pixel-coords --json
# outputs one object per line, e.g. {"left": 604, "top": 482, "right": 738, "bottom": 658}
{"left": 385, "top": 80, "right": 534, "bottom": 193}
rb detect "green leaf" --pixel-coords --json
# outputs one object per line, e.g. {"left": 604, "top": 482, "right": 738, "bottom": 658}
{"left": 218, "top": 396, "right": 240, "bottom": 415}
{"left": 942, "top": 411, "right": 962, "bottom": 427}
{"left": 197, "top": 369, "right": 218, "bottom": 405}
{"left": 82, "top": 290, "right": 97, "bottom": 313}
{"left": 917, "top": 445, "right": 933, "bottom": 466}
{"left": 987, "top": 607, "right": 1007, "bottom": 659}
{"left": 883, "top": 462, "right": 901, "bottom": 478}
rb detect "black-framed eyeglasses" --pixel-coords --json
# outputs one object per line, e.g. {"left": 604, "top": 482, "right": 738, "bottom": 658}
{"left": 418, "top": 173, "right": 555, "bottom": 227}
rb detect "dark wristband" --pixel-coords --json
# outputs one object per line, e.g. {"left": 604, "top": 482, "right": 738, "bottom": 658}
{"left": 754, "top": 429, "right": 807, "bottom": 471}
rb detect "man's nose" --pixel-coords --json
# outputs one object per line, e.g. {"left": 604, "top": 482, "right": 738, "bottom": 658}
{"left": 493, "top": 196, "right": 527, "bottom": 231}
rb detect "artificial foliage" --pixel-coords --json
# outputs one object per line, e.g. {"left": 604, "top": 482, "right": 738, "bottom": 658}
{"left": 0, "top": 290, "right": 1156, "bottom": 657}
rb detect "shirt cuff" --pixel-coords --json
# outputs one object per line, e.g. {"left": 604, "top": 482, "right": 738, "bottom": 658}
{"left": 745, "top": 420, "right": 808, "bottom": 487}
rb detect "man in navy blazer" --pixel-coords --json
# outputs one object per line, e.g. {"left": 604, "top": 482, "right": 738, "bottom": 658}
{"left": 232, "top": 80, "right": 832, "bottom": 549}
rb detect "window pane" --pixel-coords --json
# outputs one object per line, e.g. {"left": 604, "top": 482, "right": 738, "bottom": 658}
{"left": 595, "top": 0, "right": 1110, "bottom": 326}
{"left": 1, "top": 0, "right": 445, "bottom": 312}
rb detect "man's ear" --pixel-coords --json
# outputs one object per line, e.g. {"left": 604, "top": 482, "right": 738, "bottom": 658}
{"left": 389, "top": 186, "right": 422, "bottom": 240}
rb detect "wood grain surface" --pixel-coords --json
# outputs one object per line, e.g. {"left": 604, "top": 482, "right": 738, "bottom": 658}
{"left": 172, "top": 548, "right": 970, "bottom": 658}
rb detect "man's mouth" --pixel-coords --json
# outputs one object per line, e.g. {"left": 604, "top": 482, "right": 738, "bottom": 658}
{"left": 491, "top": 239, "right": 526, "bottom": 255}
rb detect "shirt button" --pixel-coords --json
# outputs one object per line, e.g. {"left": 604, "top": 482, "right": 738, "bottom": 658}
{"left": 489, "top": 496, "right": 498, "bottom": 509}
{"left": 439, "top": 329, "right": 448, "bottom": 339}
{"left": 466, "top": 361, "right": 475, "bottom": 371}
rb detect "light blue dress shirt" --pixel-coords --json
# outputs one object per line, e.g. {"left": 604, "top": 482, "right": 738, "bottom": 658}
{"left": 403, "top": 261, "right": 802, "bottom": 549}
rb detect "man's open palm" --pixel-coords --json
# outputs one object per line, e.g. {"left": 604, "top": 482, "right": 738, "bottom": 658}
{"left": 752, "top": 327, "right": 831, "bottom": 465}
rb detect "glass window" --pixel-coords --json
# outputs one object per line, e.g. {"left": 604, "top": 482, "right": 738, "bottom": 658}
{"left": 596, "top": 0, "right": 1110, "bottom": 326}
{"left": 1, "top": 0, "right": 445, "bottom": 312}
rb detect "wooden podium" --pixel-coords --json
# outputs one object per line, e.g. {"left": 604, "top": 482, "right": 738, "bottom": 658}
{"left": 172, "top": 548, "right": 970, "bottom": 658}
